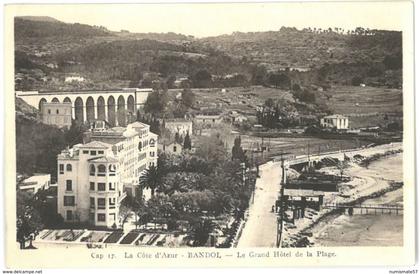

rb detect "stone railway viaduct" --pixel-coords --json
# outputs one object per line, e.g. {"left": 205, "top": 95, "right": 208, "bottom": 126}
{"left": 16, "top": 88, "right": 153, "bottom": 127}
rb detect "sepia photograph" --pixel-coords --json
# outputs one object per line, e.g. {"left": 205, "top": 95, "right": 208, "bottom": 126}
{"left": 3, "top": 1, "right": 416, "bottom": 269}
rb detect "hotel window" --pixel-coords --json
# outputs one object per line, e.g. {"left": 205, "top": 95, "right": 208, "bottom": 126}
{"left": 56, "top": 109, "right": 59, "bottom": 114}
{"left": 98, "top": 183, "right": 106, "bottom": 191}
{"left": 90, "top": 150, "right": 97, "bottom": 156}
{"left": 63, "top": 196, "right": 75, "bottom": 206}
{"left": 48, "top": 109, "right": 51, "bottom": 114}
{"left": 97, "top": 165, "right": 106, "bottom": 176}
{"left": 59, "top": 164, "right": 64, "bottom": 174}
{"left": 89, "top": 182, "right": 95, "bottom": 191}
{"left": 173, "top": 145, "right": 177, "bottom": 152}
{"left": 83, "top": 150, "right": 89, "bottom": 154}
{"left": 66, "top": 164, "right": 72, "bottom": 172}
{"left": 90, "top": 164, "right": 96, "bottom": 176}
{"left": 110, "top": 213, "right": 116, "bottom": 221}
{"left": 97, "top": 198, "right": 106, "bottom": 209}
{"left": 66, "top": 210, "right": 73, "bottom": 221}
{"left": 150, "top": 151, "right": 155, "bottom": 157}
{"left": 109, "top": 198, "right": 115, "bottom": 208}
{"left": 89, "top": 213, "right": 95, "bottom": 222}
{"left": 109, "top": 182, "right": 115, "bottom": 191}
{"left": 97, "top": 213, "right": 106, "bottom": 222}
{"left": 98, "top": 150, "right": 104, "bottom": 155}
{"left": 66, "top": 180, "right": 72, "bottom": 191}
{"left": 109, "top": 164, "right": 116, "bottom": 173}
{"left": 90, "top": 197, "right": 95, "bottom": 209}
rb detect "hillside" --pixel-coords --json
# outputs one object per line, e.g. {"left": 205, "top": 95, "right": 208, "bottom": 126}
{"left": 15, "top": 16, "right": 257, "bottom": 91}
{"left": 15, "top": 17, "right": 112, "bottom": 39}
{"left": 15, "top": 97, "right": 39, "bottom": 119}
{"left": 201, "top": 27, "right": 402, "bottom": 88}
{"left": 14, "top": 17, "right": 402, "bottom": 94}
{"left": 201, "top": 27, "right": 402, "bottom": 70}
{"left": 18, "top": 16, "right": 60, "bottom": 23}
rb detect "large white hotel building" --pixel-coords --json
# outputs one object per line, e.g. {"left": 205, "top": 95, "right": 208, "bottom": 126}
{"left": 57, "top": 121, "right": 158, "bottom": 228}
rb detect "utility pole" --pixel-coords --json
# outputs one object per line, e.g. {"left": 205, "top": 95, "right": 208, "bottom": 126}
{"left": 307, "top": 141, "right": 310, "bottom": 161}
{"left": 276, "top": 152, "right": 290, "bottom": 248}
{"left": 307, "top": 141, "right": 311, "bottom": 172}
{"left": 261, "top": 136, "right": 265, "bottom": 160}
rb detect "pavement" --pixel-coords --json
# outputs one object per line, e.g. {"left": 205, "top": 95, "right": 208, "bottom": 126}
{"left": 237, "top": 161, "right": 282, "bottom": 247}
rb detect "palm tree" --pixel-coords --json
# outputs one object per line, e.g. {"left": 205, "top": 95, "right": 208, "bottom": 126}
{"left": 190, "top": 219, "right": 218, "bottom": 246}
{"left": 139, "top": 165, "right": 162, "bottom": 197}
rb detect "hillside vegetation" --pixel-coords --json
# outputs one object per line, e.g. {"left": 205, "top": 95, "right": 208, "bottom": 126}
{"left": 14, "top": 17, "right": 402, "bottom": 122}
{"left": 15, "top": 17, "right": 112, "bottom": 39}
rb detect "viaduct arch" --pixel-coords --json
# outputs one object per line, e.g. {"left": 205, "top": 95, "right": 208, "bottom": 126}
{"left": 16, "top": 89, "right": 152, "bottom": 126}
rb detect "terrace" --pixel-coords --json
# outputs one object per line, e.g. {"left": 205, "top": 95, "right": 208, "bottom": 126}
{"left": 35, "top": 229, "right": 191, "bottom": 247}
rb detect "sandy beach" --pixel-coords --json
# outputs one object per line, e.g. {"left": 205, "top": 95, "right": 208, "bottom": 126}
{"left": 281, "top": 146, "right": 403, "bottom": 247}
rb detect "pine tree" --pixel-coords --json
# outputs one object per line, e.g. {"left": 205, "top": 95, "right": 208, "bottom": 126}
{"left": 174, "top": 132, "right": 181, "bottom": 144}
{"left": 183, "top": 132, "right": 192, "bottom": 150}
{"left": 232, "top": 136, "right": 247, "bottom": 163}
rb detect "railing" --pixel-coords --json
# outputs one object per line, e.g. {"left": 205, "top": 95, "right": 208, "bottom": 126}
{"left": 324, "top": 203, "right": 403, "bottom": 215}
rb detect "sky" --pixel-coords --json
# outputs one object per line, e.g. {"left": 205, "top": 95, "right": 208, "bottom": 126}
{"left": 10, "top": 1, "right": 410, "bottom": 37}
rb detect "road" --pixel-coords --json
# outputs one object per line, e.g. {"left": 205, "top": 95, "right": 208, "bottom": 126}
{"left": 236, "top": 143, "right": 401, "bottom": 247}
{"left": 237, "top": 161, "right": 282, "bottom": 247}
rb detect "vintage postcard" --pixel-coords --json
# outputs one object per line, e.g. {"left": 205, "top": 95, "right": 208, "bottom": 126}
{"left": 3, "top": 1, "right": 415, "bottom": 268}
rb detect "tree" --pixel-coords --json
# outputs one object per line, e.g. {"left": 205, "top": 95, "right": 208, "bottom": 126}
{"left": 118, "top": 199, "right": 133, "bottom": 230}
{"left": 383, "top": 52, "right": 402, "bottom": 70}
{"left": 351, "top": 76, "right": 363, "bottom": 86}
{"left": 16, "top": 115, "right": 68, "bottom": 177}
{"left": 232, "top": 136, "right": 247, "bottom": 163}
{"left": 190, "top": 219, "right": 218, "bottom": 246}
{"left": 195, "top": 134, "right": 228, "bottom": 171}
{"left": 32, "top": 188, "right": 63, "bottom": 228}
{"left": 181, "top": 89, "right": 195, "bottom": 108}
{"left": 143, "top": 91, "right": 168, "bottom": 117}
{"left": 139, "top": 165, "right": 163, "bottom": 197}
{"left": 256, "top": 100, "right": 281, "bottom": 128}
{"left": 150, "top": 117, "right": 161, "bottom": 135}
{"left": 16, "top": 190, "right": 43, "bottom": 249}
{"left": 183, "top": 132, "right": 192, "bottom": 150}
{"left": 65, "top": 119, "right": 89, "bottom": 147}
{"left": 192, "top": 69, "right": 212, "bottom": 88}
{"left": 145, "top": 194, "right": 178, "bottom": 229}
{"left": 251, "top": 65, "right": 267, "bottom": 85}
{"left": 267, "top": 73, "right": 291, "bottom": 89}
{"left": 131, "top": 196, "right": 151, "bottom": 228}
{"left": 292, "top": 83, "right": 301, "bottom": 92}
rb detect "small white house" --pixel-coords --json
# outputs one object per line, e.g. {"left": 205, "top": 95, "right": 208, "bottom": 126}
{"left": 18, "top": 174, "right": 51, "bottom": 193}
{"left": 320, "top": 114, "right": 349, "bottom": 130}
{"left": 65, "top": 76, "right": 85, "bottom": 83}
{"left": 164, "top": 119, "right": 193, "bottom": 137}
